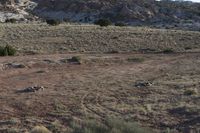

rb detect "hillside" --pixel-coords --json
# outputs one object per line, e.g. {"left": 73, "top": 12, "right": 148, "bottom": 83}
{"left": 0, "top": 0, "right": 200, "bottom": 30}
{"left": 0, "top": 24, "right": 199, "bottom": 54}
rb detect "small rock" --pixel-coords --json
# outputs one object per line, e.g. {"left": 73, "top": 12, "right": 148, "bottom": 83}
{"left": 43, "top": 59, "right": 55, "bottom": 64}
{"left": 4, "top": 63, "right": 26, "bottom": 69}
{"left": 135, "top": 80, "right": 153, "bottom": 88}
{"left": 0, "top": 64, "right": 4, "bottom": 71}
{"left": 17, "top": 86, "right": 45, "bottom": 93}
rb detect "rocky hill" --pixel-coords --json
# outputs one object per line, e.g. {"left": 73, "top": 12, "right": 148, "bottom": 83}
{"left": 0, "top": 0, "right": 200, "bottom": 30}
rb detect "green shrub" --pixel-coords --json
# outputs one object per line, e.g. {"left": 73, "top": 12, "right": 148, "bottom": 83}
{"left": 162, "top": 48, "right": 174, "bottom": 54}
{"left": 5, "top": 45, "right": 16, "bottom": 56}
{"left": 5, "top": 18, "right": 17, "bottom": 23}
{"left": 0, "top": 46, "right": 5, "bottom": 56}
{"left": 115, "top": 22, "right": 127, "bottom": 27}
{"left": 184, "top": 89, "right": 197, "bottom": 96}
{"left": 127, "top": 57, "right": 145, "bottom": 63}
{"left": 0, "top": 45, "right": 16, "bottom": 56}
{"left": 94, "top": 19, "right": 112, "bottom": 27}
{"left": 107, "top": 50, "right": 119, "bottom": 54}
{"left": 68, "top": 56, "right": 82, "bottom": 64}
{"left": 46, "top": 19, "right": 61, "bottom": 26}
{"left": 185, "top": 47, "right": 192, "bottom": 50}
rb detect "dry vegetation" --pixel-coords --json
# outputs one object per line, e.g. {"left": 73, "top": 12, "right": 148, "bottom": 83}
{"left": 0, "top": 23, "right": 199, "bottom": 133}
{"left": 0, "top": 24, "right": 199, "bottom": 54}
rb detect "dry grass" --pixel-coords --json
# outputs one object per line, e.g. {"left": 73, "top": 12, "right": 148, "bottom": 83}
{"left": 0, "top": 23, "right": 199, "bottom": 54}
{"left": 30, "top": 126, "right": 51, "bottom": 133}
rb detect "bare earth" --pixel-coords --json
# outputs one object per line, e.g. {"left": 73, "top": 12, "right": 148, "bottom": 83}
{"left": 0, "top": 53, "right": 199, "bottom": 132}
{"left": 0, "top": 24, "right": 200, "bottom": 133}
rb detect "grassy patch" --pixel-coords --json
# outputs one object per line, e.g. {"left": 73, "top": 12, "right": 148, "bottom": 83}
{"left": 30, "top": 126, "right": 51, "bottom": 133}
{"left": 70, "top": 118, "right": 152, "bottom": 133}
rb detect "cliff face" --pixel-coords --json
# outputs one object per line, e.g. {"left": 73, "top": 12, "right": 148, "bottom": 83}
{"left": 0, "top": 0, "right": 37, "bottom": 22}
{"left": 0, "top": 0, "right": 200, "bottom": 30}
{"left": 32, "top": 0, "right": 157, "bottom": 22}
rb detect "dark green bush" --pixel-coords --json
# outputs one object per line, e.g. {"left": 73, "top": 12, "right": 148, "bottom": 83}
{"left": 162, "top": 48, "right": 174, "bottom": 54}
{"left": 94, "top": 19, "right": 112, "bottom": 27}
{"left": 0, "top": 46, "right": 5, "bottom": 56}
{"left": 185, "top": 47, "right": 192, "bottom": 50}
{"left": 115, "top": 22, "right": 127, "bottom": 27}
{"left": 46, "top": 19, "right": 61, "bottom": 26}
{"left": 67, "top": 56, "right": 82, "bottom": 64}
{"left": 0, "top": 45, "right": 16, "bottom": 56}
{"left": 5, "top": 18, "right": 17, "bottom": 23}
{"left": 184, "top": 89, "right": 197, "bottom": 96}
{"left": 127, "top": 57, "right": 145, "bottom": 63}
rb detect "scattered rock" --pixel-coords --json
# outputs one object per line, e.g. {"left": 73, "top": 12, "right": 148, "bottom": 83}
{"left": 43, "top": 59, "right": 55, "bottom": 64}
{"left": 36, "top": 70, "right": 46, "bottom": 73}
{"left": 0, "top": 64, "right": 4, "bottom": 71}
{"left": 67, "top": 56, "right": 82, "bottom": 65}
{"left": 17, "top": 86, "right": 45, "bottom": 93}
{"left": 135, "top": 80, "right": 153, "bottom": 88}
{"left": 4, "top": 63, "right": 26, "bottom": 69}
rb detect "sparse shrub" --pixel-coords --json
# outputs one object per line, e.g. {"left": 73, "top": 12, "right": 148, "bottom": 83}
{"left": 70, "top": 118, "right": 153, "bottom": 133}
{"left": 127, "top": 57, "right": 145, "bottom": 63}
{"left": 107, "top": 50, "right": 119, "bottom": 54}
{"left": 112, "top": 36, "right": 118, "bottom": 39}
{"left": 115, "top": 22, "right": 127, "bottom": 27}
{"left": 68, "top": 56, "right": 82, "bottom": 64}
{"left": 48, "top": 120, "right": 64, "bottom": 133}
{"left": 5, "top": 18, "right": 17, "bottom": 23}
{"left": 5, "top": 45, "right": 16, "bottom": 56}
{"left": 185, "top": 47, "right": 192, "bottom": 50}
{"left": 107, "top": 118, "right": 152, "bottom": 133}
{"left": 94, "top": 19, "right": 112, "bottom": 27}
{"left": 0, "top": 45, "right": 16, "bottom": 56}
{"left": 162, "top": 48, "right": 174, "bottom": 54}
{"left": 46, "top": 19, "right": 61, "bottom": 26}
{"left": 30, "top": 126, "right": 51, "bottom": 133}
{"left": 0, "top": 46, "right": 5, "bottom": 56}
{"left": 71, "top": 120, "right": 108, "bottom": 133}
{"left": 184, "top": 89, "right": 197, "bottom": 96}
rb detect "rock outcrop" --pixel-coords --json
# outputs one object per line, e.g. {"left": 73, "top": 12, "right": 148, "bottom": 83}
{"left": 0, "top": 0, "right": 200, "bottom": 30}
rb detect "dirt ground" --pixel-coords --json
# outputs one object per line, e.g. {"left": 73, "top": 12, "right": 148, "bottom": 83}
{"left": 0, "top": 53, "right": 199, "bottom": 132}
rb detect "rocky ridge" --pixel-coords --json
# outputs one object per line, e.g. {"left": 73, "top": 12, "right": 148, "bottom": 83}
{"left": 0, "top": 0, "right": 200, "bottom": 30}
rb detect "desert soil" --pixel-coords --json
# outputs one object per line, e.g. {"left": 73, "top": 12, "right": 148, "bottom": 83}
{"left": 0, "top": 24, "right": 199, "bottom": 133}
{"left": 0, "top": 53, "right": 199, "bottom": 132}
